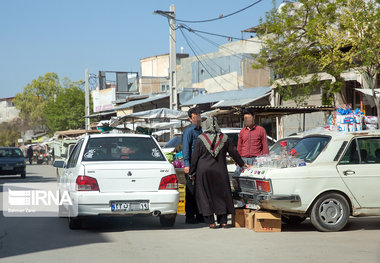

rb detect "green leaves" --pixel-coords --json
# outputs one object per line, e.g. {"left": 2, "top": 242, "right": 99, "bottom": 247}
{"left": 14, "top": 73, "right": 87, "bottom": 135}
{"left": 254, "top": 0, "right": 380, "bottom": 106}
{"left": 0, "top": 119, "right": 21, "bottom": 147}
{"left": 43, "top": 85, "right": 86, "bottom": 135}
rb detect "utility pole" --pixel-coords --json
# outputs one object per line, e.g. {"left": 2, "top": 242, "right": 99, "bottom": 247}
{"left": 85, "top": 68, "right": 90, "bottom": 130}
{"left": 154, "top": 5, "right": 177, "bottom": 110}
{"left": 169, "top": 4, "right": 177, "bottom": 110}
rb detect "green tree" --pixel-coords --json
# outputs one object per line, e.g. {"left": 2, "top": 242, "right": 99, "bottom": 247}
{"left": 319, "top": 0, "right": 380, "bottom": 127}
{"left": 0, "top": 119, "right": 21, "bottom": 147}
{"left": 14, "top": 73, "right": 63, "bottom": 129}
{"left": 255, "top": 0, "right": 380, "bottom": 124}
{"left": 43, "top": 84, "right": 87, "bottom": 135}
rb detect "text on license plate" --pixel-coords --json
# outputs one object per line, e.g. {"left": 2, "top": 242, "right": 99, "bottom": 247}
{"left": 110, "top": 201, "right": 149, "bottom": 212}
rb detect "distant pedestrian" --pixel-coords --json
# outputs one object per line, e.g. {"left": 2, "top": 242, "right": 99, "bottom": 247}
{"left": 190, "top": 117, "right": 246, "bottom": 228}
{"left": 235, "top": 108, "right": 269, "bottom": 176}
{"left": 27, "top": 146, "right": 33, "bottom": 165}
{"left": 182, "top": 107, "right": 203, "bottom": 224}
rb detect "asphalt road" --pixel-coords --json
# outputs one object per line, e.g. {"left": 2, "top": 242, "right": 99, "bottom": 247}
{"left": 0, "top": 165, "right": 380, "bottom": 263}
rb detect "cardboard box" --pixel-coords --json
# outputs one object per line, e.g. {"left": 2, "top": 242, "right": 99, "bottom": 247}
{"left": 253, "top": 211, "right": 282, "bottom": 232}
{"left": 245, "top": 210, "right": 255, "bottom": 229}
{"left": 234, "top": 209, "right": 250, "bottom": 227}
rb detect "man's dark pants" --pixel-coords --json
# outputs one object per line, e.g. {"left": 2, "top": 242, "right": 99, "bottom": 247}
{"left": 185, "top": 174, "right": 202, "bottom": 223}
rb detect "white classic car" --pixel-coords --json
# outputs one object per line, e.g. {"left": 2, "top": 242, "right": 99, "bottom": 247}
{"left": 55, "top": 134, "right": 179, "bottom": 229}
{"left": 233, "top": 130, "right": 380, "bottom": 232}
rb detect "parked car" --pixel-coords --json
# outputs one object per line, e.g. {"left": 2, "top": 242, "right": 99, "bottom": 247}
{"left": 0, "top": 147, "right": 26, "bottom": 178}
{"left": 233, "top": 130, "right": 380, "bottom": 232}
{"left": 54, "top": 134, "right": 179, "bottom": 229}
{"left": 269, "top": 135, "right": 302, "bottom": 155}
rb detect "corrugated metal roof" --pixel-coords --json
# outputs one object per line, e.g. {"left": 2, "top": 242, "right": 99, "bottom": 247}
{"left": 212, "top": 93, "right": 270, "bottom": 108}
{"left": 114, "top": 94, "right": 169, "bottom": 110}
{"left": 181, "top": 86, "right": 271, "bottom": 106}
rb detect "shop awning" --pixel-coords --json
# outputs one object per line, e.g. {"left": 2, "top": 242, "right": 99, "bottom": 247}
{"left": 114, "top": 94, "right": 169, "bottom": 110}
{"left": 355, "top": 88, "right": 380, "bottom": 98}
{"left": 181, "top": 86, "right": 271, "bottom": 106}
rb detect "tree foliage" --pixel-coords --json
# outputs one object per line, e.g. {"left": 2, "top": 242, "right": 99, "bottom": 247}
{"left": 0, "top": 119, "right": 21, "bottom": 147}
{"left": 14, "top": 73, "right": 88, "bottom": 135}
{"left": 254, "top": 0, "right": 380, "bottom": 114}
{"left": 43, "top": 84, "right": 87, "bottom": 135}
{"left": 14, "top": 73, "right": 63, "bottom": 128}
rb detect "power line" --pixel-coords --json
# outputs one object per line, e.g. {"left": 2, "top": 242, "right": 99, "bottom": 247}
{"left": 178, "top": 24, "right": 262, "bottom": 43}
{"left": 182, "top": 29, "right": 240, "bottom": 89}
{"left": 183, "top": 29, "right": 271, "bottom": 89}
{"left": 192, "top": 30, "right": 253, "bottom": 61}
{"left": 174, "top": 0, "right": 264, "bottom": 23}
{"left": 179, "top": 27, "right": 228, "bottom": 91}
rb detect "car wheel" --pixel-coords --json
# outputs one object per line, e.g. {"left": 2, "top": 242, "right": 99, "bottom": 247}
{"left": 68, "top": 216, "right": 82, "bottom": 230}
{"left": 21, "top": 171, "right": 26, "bottom": 179}
{"left": 160, "top": 214, "right": 176, "bottom": 227}
{"left": 281, "top": 215, "right": 306, "bottom": 225}
{"left": 310, "top": 193, "right": 349, "bottom": 232}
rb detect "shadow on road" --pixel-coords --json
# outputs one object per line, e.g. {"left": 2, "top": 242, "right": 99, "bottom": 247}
{"left": 282, "top": 217, "right": 380, "bottom": 232}
{"left": 83, "top": 214, "right": 206, "bottom": 232}
{"left": 0, "top": 214, "right": 109, "bottom": 259}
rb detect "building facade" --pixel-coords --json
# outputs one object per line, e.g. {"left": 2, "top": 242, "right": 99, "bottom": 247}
{"left": 0, "top": 97, "right": 19, "bottom": 123}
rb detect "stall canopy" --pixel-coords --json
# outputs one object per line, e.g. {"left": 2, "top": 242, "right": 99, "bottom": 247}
{"left": 181, "top": 86, "right": 271, "bottom": 107}
{"left": 110, "top": 108, "right": 188, "bottom": 128}
{"left": 355, "top": 88, "right": 380, "bottom": 98}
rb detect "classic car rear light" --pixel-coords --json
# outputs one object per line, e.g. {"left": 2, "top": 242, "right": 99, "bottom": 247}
{"left": 76, "top": 176, "right": 100, "bottom": 191}
{"left": 159, "top": 174, "right": 178, "bottom": 190}
{"left": 255, "top": 180, "right": 271, "bottom": 192}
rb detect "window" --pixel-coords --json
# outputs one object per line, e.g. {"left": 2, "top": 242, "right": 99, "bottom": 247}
{"left": 0, "top": 148, "right": 23, "bottom": 158}
{"left": 82, "top": 137, "right": 165, "bottom": 162}
{"left": 67, "top": 140, "right": 84, "bottom": 168}
{"left": 292, "top": 136, "right": 331, "bottom": 163}
{"left": 339, "top": 137, "right": 380, "bottom": 165}
{"left": 270, "top": 138, "right": 301, "bottom": 155}
{"left": 161, "top": 85, "right": 169, "bottom": 92}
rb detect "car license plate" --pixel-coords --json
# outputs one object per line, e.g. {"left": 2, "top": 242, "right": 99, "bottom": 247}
{"left": 2, "top": 166, "right": 14, "bottom": 170}
{"left": 110, "top": 201, "right": 149, "bottom": 212}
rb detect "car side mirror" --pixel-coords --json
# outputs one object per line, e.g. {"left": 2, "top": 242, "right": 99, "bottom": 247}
{"left": 53, "top": 160, "right": 65, "bottom": 168}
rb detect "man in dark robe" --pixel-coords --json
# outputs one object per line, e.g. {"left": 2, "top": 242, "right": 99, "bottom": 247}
{"left": 190, "top": 117, "right": 247, "bottom": 228}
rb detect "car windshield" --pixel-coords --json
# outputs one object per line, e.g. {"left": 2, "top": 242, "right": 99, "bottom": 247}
{"left": 163, "top": 136, "right": 181, "bottom": 148}
{"left": 292, "top": 136, "right": 331, "bottom": 163}
{"left": 224, "top": 132, "right": 239, "bottom": 148}
{"left": 0, "top": 148, "right": 23, "bottom": 158}
{"left": 270, "top": 138, "right": 301, "bottom": 155}
{"left": 82, "top": 137, "right": 165, "bottom": 162}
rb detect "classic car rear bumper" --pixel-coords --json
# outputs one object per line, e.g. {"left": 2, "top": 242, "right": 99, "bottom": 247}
{"left": 233, "top": 191, "right": 301, "bottom": 205}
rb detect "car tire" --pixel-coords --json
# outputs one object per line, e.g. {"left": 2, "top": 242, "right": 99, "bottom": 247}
{"left": 160, "top": 214, "right": 176, "bottom": 227}
{"left": 310, "top": 193, "right": 350, "bottom": 232}
{"left": 68, "top": 216, "right": 82, "bottom": 230}
{"left": 20, "top": 171, "right": 26, "bottom": 179}
{"left": 281, "top": 215, "right": 306, "bottom": 225}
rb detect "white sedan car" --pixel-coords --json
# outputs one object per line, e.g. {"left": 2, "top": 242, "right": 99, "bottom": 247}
{"left": 55, "top": 134, "right": 179, "bottom": 229}
{"left": 234, "top": 130, "right": 380, "bottom": 232}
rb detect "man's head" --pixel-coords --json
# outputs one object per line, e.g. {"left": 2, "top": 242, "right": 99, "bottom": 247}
{"left": 242, "top": 108, "right": 255, "bottom": 128}
{"left": 188, "top": 107, "right": 201, "bottom": 127}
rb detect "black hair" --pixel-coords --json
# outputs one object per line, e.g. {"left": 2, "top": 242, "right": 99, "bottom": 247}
{"left": 242, "top": 108, "right": 255, "bottom": 116}
{"left": 188, "top": 107, "right": 201, "bottom": 118}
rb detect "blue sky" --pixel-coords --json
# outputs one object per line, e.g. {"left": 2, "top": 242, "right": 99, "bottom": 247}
{"left": 0, "top": 0, "right": 278, "bottom": 98}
